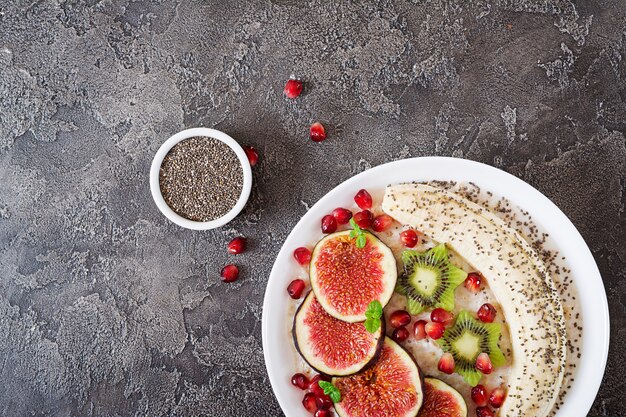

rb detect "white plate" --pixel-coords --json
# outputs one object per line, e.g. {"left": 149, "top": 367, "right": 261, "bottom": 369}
{"left": 262, "top": 157, "right": 609, "bottom": 417}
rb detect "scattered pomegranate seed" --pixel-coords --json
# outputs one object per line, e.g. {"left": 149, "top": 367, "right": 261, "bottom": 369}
{"left": 353, "top": 210, "right": 373, "bottom": 229}
{"left": 413, "top": 320, "right": 427, "bottom": 340}
{"left": 321, "top": 214, "right": 337, "bottom": 234}
{"left": 284, "top": 79, "right": 303, "bottom": 99}
{"left": 293, "top": 247, "right": 312, "bottom": 266}
{"left": 221, "top": 264, "right": 239, "bottom": 283}
{"left": 315, "top": 410, "right": 331, "bottom": 417}
{"left": 476, "top": 407, "right": 495, "bottom": 417}
{"left": 310, "top": 122, "right": 326, "bottom": 142}
{"left": 354, "top": 189, "right": 373, "bottom": 210}
{"left": 430, "top": 308, "right": 454, "bottom": 325}
{"left": 425, "top": 321, "right": 445, "bottom": 340}
{"left": 302, "top": 392, "right": 317, "bottom": 413}
{"left": 471, "top": 384, "right": 488, "bottom": 407}
{"left": 400, "top": 229, "right": 419, "bottom": 248}
{"left": 308, "top": 374, "right": 330, "bottom": 396}
{"left": 315, "top": 394, "right": 333, "bottom": 410}
{"left": 476, "top": 352, "right": 494, "bottom": 374}
{"left": 227, "top": 236, "right": 246, "bottom": 254}
{"left": 389, "top": 310, "right": 411, "bottom": 328}
{"left": 464, "top": 272, "right": 482, "bottom": 293}
{"left": 477, "top": 303, "right": 497, "bottom": 323}
{"left": 372, "top": 214, "right": 393, "bottom": 232}
{"left": 392, "top": 326, "right": 410, "bottom": 343}
{"left": 243, "top": 146, "right": 259, "bottom": 166}
{"left": 489, "top": 387, "right": 506, "bottom": 408}
{"left": 291, "top": 373, "right": 309, "bottom": 390}
{"left": 287, "top": 279, "right": 306, "bottom": 299}
{"left": 438, "top": 352, "right": 455, "bottom": 374}
{"left": 332, "top": 207, "right": 353, "bottom": 224}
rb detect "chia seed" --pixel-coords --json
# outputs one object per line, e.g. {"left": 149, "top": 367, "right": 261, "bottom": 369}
{"left": 159, "top": 136, "right": 243, "bottom": 222}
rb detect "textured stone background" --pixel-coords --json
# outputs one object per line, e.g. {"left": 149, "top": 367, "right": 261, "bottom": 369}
{"left": 0, "top": 1, "right": 624, "bottom": 416}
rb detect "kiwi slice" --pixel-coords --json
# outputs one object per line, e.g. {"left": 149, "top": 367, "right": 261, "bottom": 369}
{"left": 438, "top": 310, "right": 506, "bottom": 386}
{"left": 397, "top": 244, "right": 467, "bottom": 314}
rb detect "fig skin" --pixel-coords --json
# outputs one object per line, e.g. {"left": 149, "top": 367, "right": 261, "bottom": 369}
{"left": 292, "top": 290, "right": 386, "bottom": 377}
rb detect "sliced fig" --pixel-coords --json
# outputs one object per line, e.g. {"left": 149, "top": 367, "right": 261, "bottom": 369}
{"left": 418, "top": 378, "right": 467, "bottom": 417}
{"left": 332, "top": 337, "right": 424, "bottom": 417}
{"left": 310, "top": 230, "right": 397, "bottom": 322}
{"left": 293, "top": 291, "right": 384, "bottom": 376}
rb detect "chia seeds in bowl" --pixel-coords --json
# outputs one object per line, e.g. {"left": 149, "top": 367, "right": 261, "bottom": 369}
{"left": 159, "top": 136, "right": 244, "bottom": 222}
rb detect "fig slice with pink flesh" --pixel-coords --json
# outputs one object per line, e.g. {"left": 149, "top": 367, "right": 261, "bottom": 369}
{"left": 418, "top": 377, "right": 467, "bottom": 417}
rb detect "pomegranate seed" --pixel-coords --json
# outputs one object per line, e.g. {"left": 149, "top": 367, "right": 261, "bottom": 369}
{"left": 221, "top": 264, "right": 239, "bottom": 283}
{"left": 321, "top": 214, "right": 337, "bottom": 234}
{"left": 389, "top": 310, "right": 411, "bottom": 328}
{"left": 372, "top": 214, "right": 393, "bottom": 232}
{"left": 471, "top": 384, "right": 488, "bottom": 407}
{"left": 413, "top": 320, "right": 427, "bottom": 340}
{"left": 476, "top": 352, "right": 494, "bottom": 374}
{"left": 291, "top": 373, "right": 309, "bottom": 390}
{"left": 302, "top": 392, "right": 317, "bottom": 413}
{"left": 431, "top": 308, "right": 454, "bottom": 325}
{"left": 227, "top": 237, "right": 246, "bottom": 254}
{"left": 308, "top": 374, "right": 330, "bottom": 396}
{"left": 353, "top": 210, "right": 373, "bottom": 229}
{"left": 438, "top": 352, "right": 455, "bottom": 374}
{"left": 425, "top": 321, "right": 445, "bottom": 340}
{"left": 287, "top": 279, "right": 306, "bottom": 299}
{"left": 354, "top": 189, "right": 373, "bottom": 210}
{"left": 392, "top": 326, "right": 409, "bottom": 343}
{"left": 310, "top": 122, "right": 326, "bottom": 142}
{"left": 332, "top": 207, "right": 352, "bottom": 224}
{"left": 243, "top": 146, "right": 259, "bottom": 166}
{"left": 315, "top": 410, "right": 331, "bottom": 417}
{"left": 400, "top": 229, "right": 419, "bottom": 248}
{"left": 293, "top": 247, "right": 312, "bottom": 266}
{"left": 477, "top": 303, "right": 497, "bottom": 323}
{"left": 316, "top": 394, "right": 333, "bottom": 410}
{"left": 284, "top": 79, "right": 303, "bottom": 99}
{"left": 476, "top": 407, "right": 495, "bottom": 417}
{"left": 465, "top": 272, "right": 482, "bottom": 293}
{"left": 489, "top": 387, "right": 506, "bottom": 408}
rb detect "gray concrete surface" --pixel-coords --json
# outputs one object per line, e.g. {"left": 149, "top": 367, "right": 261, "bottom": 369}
{"left": 0, "top": 1, "right": 624, "bottom": 416}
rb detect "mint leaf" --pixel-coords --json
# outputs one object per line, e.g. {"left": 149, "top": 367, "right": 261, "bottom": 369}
{"left": 365, "top": 300, "right": 383, "bottom": 319}
{"left": 349, "top": 217, "right": 367, "bottom": 249}
{"left": 364, "top": 317, "right": 380, "bottom": 333}
{"left": 349, "top": 230, "right": 358, "bottom": 238}
{"left": 356, "top": 234, "right": 366, "bottom": 248}
{"left": 349, "top": 218, "right": 360, "bottom": 231}
{"left": 318, "top": 381, "right": 341, "bottom": 403}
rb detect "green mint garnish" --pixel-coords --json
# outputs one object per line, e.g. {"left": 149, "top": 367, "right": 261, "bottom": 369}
{"left": 349, "top": 218, "right": 367, "bottom": 248}
{"left": 364, "top": 300, "right": 383, "bottom": 333}
{"left": 318, "top": 381, "right": 341, "bottom": 403}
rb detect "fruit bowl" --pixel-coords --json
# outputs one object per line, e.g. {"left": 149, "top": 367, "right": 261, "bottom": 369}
{"left": 261, "top": 157, "right": 609, "bottom": 417}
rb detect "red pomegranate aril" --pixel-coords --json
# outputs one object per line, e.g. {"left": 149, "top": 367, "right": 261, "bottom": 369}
{"left": 315, "top": 410, "right": 331, "bottom": 417}
{"left": 489, "top": 387, "right": 506, "bottom": 408}
{"left": 321, "top": 214, "right": 337, "bottom": 234}
{"left": 413, "top": 320, "right": 427, "bottom": 340}
{"left": 284, "top": 78, "right": 303, "bottom": 99}
{"left": 372, "top": 214, "right": 393, "bottom": 232}
{"left": 476, "top": 407, "right": 495, "bottom": 417}
{"left": 438, "top": 352, "right": 455, "bottom": 374}
{"left": 332, "top": 207, "right": 353, "bottom": 224}
{"left": 465, "top": 272, "right": 482, "bottom": 293}
{"left": 315, "top": 394, "right": 333, "bottom": 410}
{"left": 425, "top": 321, "right": 445, "bottom": 340}
{"left": 287, "top": 279, "right": 306, "bottom": 299}
{"left": 477, "top": 303, "right": 497, "bottom": 323}
{"left": 221, "top": 264, "right": 239, "bottom": 283}
{"left": 431, "top": 308, "right": 454, "bottom": 325}
{"left": 354, "top": 189, "right": 373, "bottom": 210}
{"left": 302, "top": 392, "right": 317, "bottom": 413}
{"left": 353, "top": 210, "right": 373, "bottom": 229}
{"left": 293, "top": 247, "right": 312, "bottom": 266}
{"left": 227, "top": 236, "right": 246, "bottom": 254}
{"left": 392, "top": 326, "right": 410, "bottom": 343}
{"left": 471, "top": 384, "right": 488, "bottom": 407}
{"left": 400, "top": 229, "right": 419, "bottom": 248}
{"left": 243, "top": 145, "right": 259, "bottom": 166}
{"left": 308, "top": 374, "right": 330, "bottom": 396}
{"left": 476, "top": 352, "right": 494, "bottom": 374}
{"left": 389, "top": 310, "right": 411, "bottom": 328}
{"left": 310, "top": 122, "right": 326, "bottom": 142}
{"left": 291, "top": 373, "right": 309, "bottom": 390}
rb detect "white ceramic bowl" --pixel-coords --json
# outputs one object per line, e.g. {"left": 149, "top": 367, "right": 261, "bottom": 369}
{"left": 149, "top": 127, "right": 252, "bottom": 230}
{"left": 262, "top": 157, "right": 609, "bottom": 417}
